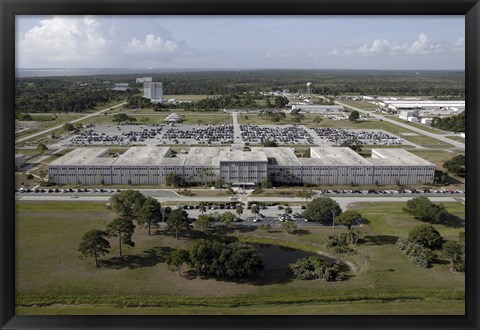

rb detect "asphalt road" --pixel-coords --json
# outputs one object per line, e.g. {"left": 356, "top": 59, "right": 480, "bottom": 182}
{"left": 15, "top": 194, "right": 464, "bottom": 211}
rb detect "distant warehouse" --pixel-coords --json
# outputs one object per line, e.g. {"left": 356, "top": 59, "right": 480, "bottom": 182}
{"left": 290, "top": 105, "right": 345, "bottom": 113}
{"left": 48, "top": 146, "right": 435, "bottom": 186}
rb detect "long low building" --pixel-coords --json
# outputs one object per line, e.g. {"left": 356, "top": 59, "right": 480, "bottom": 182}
{"left": 48, "top": 146, "right": 435, "bottom": 186}
{"left": 290, "top": 105, "right": 345, "bottom": 113}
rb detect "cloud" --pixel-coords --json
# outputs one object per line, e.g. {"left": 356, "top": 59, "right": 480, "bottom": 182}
{"left": 406, "top": 33, "right": 429, "bottom": 54}
{"left": 123, "top": 34, "right": 180, "bottom": 54}
{"left": 18, "top": 16, "right": 110, "bottom": 65}
{"left": 329, "top": 33, "right": 464, "bottom": 57}
{"left": 17, "top": 16, "right": 193, "bottom": 68}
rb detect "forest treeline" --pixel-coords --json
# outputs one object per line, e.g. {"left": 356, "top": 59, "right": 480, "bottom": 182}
{"left": 15, "top": 69, "right": 464, "bottom": 113}
{"left": 432, "top": 112, "right": 465, "bottom": 132}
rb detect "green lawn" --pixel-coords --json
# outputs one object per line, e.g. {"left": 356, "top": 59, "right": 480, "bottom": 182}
{"left": 15, "top": 200, "right": 465, "bottom": 315}
{"left": 385, "top": 116, "right": 443, "bottom": 134}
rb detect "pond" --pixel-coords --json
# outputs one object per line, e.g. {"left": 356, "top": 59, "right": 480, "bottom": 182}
{"left": 251, "top": 243, "right": 337, "bottom": 270}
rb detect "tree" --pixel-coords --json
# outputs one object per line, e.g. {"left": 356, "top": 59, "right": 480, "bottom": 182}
{"left": 408, "top": 224, "right": 443, "bottom": 250}
{"left": 214, "top": 177, "right": 226, "bottom": 192}
{"left": 166, "top": 249, "right": 190, "bottom": 276}
{"left": 336, "top": 210, "right": 362, "bottom": 231}
{"left": 281, "top": 220, "right": 297, "bottom": 234}
{"left": 137, "top": 196, "right": 161, "bottom": 235}
{"left": 290, "top": 109, "right": 305, "bottom": 123}
{"left": 302, "top": 197, "right": 342, "bottom": 224}
{"left": 261, "top": 178, "right": 272, "bottom": 189}
{"left": 166, "top": 172, "right": 184, "bottom": 187}
{"left": 284, "top": 206, "right": 292, "bottom": 215}
{"left": 26, "top": 173, "right": 34, "bottom": 180}
{"left": 296, "top": 189, "right": 314, "bottom": 202}
{"left": 106, "top": 217, "right": 136, "bottom": 257}
{"left": 221, "top": 212, "right": 235, "bottom": 227}
{"left": 199, "top": 202, "right": 207, "bottom": 214}
{"left": 195, "top": 214, "right": 215, "bottom": 231}
{"left": 113, "top": 113, "right": 130, "bottom": 124}
{"left": 37, "top": 142, "right": 48, "bottom": 154}
{"left": 443, "top": 154, "right": 465, "bottom": 177}
{"left": 403, "top": 196, "right": 448, "bottom": 223}
{"left": 348, "top": 110, "right": 360, "bottom": 122}
{"left": 262, "top": 140, "right": 278, "bottom": 147}
{"left": 274, "top": 96, "right": 289, "bottom": 108}
{"left": 340, "top": 138, "right": 363, "bottom": 152}
{"left": 250, "top": 204, "right": 260, "bottom": 217}
{"left": 110, "top": 190, "right": 146, "bottom": 218}
{"left": 63, "top": 122, "right": 75, "bottom": 132}
{"left": 235, "top": 204, "right": 244, "bottom": 217}
{"left": 78, "top": 229, "right": 110, "bottom": 266}
{"left": 443, "top": 241, "right": 465, "bottom": 272}
{"left": 313, "top": 116, "right": 323, "bottom": 124}
{"left": 166, "top": 209, "right": 191, "bottom": 240}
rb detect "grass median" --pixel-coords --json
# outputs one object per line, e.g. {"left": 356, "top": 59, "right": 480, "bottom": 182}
{"left": 15, "top": 200, "right": 465, "bottom": 315}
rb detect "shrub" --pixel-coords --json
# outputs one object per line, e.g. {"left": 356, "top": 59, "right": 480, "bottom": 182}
{"left": 288, "top": 256, "right": 345, "bottom": 281}
{"left": 326, "top": 231, "right": 359, "bottom": 254}
{"left": 397, "top": 237, "right": 435, "bottom": 268}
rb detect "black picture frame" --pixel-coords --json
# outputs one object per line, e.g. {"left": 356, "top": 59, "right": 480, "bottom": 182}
{"left": 1, "top": 1, "right": 479, "bottom": 329}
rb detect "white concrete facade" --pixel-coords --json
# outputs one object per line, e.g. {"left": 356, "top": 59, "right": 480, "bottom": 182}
{"left": 291, "top": 105, "right": 345, "bottom": 113}
{"left": 15, "top": 154, "right": 26, "bottom": 168}
{"left": 143, "top": 82, "right": 163, "bottom": 103}
{"left": 48, "top": 146, "right": 436, "bottom": 186}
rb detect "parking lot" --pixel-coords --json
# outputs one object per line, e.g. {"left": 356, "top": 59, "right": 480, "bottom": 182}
{"left": 240, "top": 124, "right": 314, "bottom": 145}
{"left": 312, "top": 128, "right": 406, "bottom": 146}
{"left": 60, "top": 123, "right": 319, "bottom": 147}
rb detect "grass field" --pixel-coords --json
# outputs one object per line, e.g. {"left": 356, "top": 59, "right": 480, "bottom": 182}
{"left": 15, "top": 200, "right": 465, "bottom": 315}
{"left": 385, "top": 116, "right": 443, "bottom": 134}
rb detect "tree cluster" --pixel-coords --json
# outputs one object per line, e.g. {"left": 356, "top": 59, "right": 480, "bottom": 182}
{"left": 443, "top": 154, "right": 465, "bottom": 177}
{"left": 432, "top": 112, "right": 465, "bottom": 132}
{"left": 15, "top": 79, "right": 125, "bottom": 113}
{"left": 288, "top": 256, "right": 345, "bottom": 281}
{"left": 113, "top": 113, "right": 137, "bottom": 124}
{"left": 168, "top": 239, "right": 264, "bottom": 280}
{"left": 79, "top": 190, "right": 165, "bottom": 265}
{"left": 397, "top": 224, "right": 443, "bottom": 268}
{"left": 125, "top": 95, "right": 152, "bottom": 109}
{"left": 403, "top": 197, "right": 448, "bottom": 223}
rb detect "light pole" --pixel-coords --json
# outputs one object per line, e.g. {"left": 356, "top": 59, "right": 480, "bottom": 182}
{"left": 331, "top": 209, "right": 336, "bottom": 228}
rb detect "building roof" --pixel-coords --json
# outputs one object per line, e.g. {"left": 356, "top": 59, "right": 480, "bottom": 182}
{"left": 49, "top": 146, "right": 435, "bottom": 169}
{"left": 252, "top": 147, "right": 301, "bottom": 166}
{"left": 114, "top": 146, "right": 171, "bottom": 166}
{"left": 370, "top": 149, "right": 436, "bottom": 167}
{"left": 220, "top": 149, "right": 268, "bottom": 163}
{"left": 184, "top": 147, "right": 225, "bottom": 167}
{"left": 309, "top": 147, "right": 372, "bottom": 166}
{"left": 49, "top": 148, "right": 114, "bottom": 166}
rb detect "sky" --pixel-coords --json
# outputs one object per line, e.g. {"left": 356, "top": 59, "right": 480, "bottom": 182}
{"left": 16, "top": 15, "right": 465, "bottom": 70}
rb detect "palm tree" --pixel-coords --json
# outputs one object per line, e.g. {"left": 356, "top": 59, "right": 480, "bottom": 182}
{"left": 251, "top": 204, "right": 260, "bottom": 218}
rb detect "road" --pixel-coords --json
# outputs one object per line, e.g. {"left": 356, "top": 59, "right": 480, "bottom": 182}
{"left": 15, "top": 101, "right": 127, "bottom": 144}
{"left": 15, "top": 194, "right": 464, "bottom": 211}
{"left": 231, "top": 112, "right": 243, "bottom": 144}
{"left": 334, "top": 100, "right": 465, "bottom": 150}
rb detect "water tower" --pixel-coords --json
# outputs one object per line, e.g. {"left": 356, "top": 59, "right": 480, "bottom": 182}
{"left": 306, "top": 82, "right": 312, "bottom": 95}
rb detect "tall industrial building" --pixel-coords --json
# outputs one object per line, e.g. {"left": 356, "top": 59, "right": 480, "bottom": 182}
{"left": 144, "top": 82, "right": 163, "bottom": 103}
